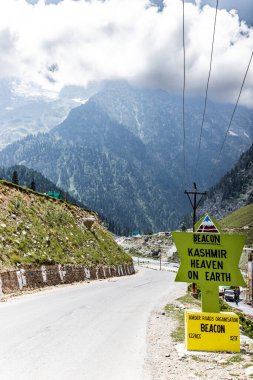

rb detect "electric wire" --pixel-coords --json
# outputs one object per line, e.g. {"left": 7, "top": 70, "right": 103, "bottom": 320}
{"left": 194, "top": 0, "right": 219, "bottom": 177}
{"left": 182, "top": 0, "right": 186, "bottom": 189}
{"left": 209, "top": 50, "right": 253, "bottom": 183}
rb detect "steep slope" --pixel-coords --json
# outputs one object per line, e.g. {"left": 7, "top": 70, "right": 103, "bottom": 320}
{"left": 200, "top": 143, "right": 253, "bottom": 219}
{"left": 92, "top": 81, "right": 253, "bottom": 187}
{"left": 220, "top": 204, "right": 253, "bottom": 245}
{"left": 0, "top": 181, "right": 131, "bottom": 270}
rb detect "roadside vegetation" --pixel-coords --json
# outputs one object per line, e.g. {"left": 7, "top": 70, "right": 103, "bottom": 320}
{"left": 0, "top": 181, "right": 131, "bottom": 270}
{"left": 220, "top": 204, "right": 253, "bottom": 245}
{"left": 165, "top": 288, "right": 253, "bottom": 342}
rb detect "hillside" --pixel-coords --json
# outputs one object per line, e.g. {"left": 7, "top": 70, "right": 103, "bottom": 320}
{"left": 200, "top": 143, "right": 253, "bottom": 220}
{"left": 220, "top": 204, "right": 253, "bottom": 245}
{"left": 0, "top": 164, "right": 90, "bottom": 209}
{"left": 0, "top": 181, "right": 131, "bottom": 270}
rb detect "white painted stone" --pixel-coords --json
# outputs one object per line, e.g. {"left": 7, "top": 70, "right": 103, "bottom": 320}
{"left": 0, "top": 276, "right": 3, "bottom": 295}
{"left": 84, "top": 268, "right": 91, "bottom": 279}
{"left": 41, "top": 265, "right": 47, "bottom": 283}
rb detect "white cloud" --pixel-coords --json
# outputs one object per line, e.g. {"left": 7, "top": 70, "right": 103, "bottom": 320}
{"left": 0, "top": 0, "right": 252, "bottom": 107}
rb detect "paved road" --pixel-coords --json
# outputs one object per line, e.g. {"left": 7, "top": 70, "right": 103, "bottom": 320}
{"left": 0, "top": 267, "right": 186, "bottom": 380}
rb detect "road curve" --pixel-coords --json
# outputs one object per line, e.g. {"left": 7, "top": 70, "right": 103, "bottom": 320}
{"left": 0, "top": 267, "right": 186, "bottom": 380}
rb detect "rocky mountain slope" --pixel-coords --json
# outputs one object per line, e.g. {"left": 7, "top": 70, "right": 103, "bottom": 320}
{"left": 0, "top": 79, "right": 100, "bottom": 150}
{"left": 0, "top": 81, "right": 252, "bottom": 233}
{"left": 117, "top": 232, "right": 175, "bottom": 261}
{"left": 0, "top": 180, "right": 131, "bottom": 270}
{"left": 0, "top": 100, "right": 184, "bottom": 233}
{"left": 200, "top": 142, "right": 253, "bottom": 220}
{"left": 92, "top": 81, "right": 253, "bottom": 187}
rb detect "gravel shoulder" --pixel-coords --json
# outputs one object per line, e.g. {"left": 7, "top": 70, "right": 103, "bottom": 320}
{"left": 145, "top": 297, "right": 253, "bottom": 380}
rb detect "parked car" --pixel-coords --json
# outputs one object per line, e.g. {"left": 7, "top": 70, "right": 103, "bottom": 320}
{"left": 224, "top": 289, "right": 236, "bottom": 302}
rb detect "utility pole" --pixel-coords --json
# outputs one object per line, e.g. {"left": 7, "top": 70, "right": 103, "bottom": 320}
{"left": 184, "top": 183, "right": 207, "bottom": 231}
{"left": 185, "top": 183, "right": 207, "bottom": 297}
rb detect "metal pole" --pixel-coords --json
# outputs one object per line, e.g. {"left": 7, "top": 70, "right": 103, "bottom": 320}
{"left": 193, "top": 191, "right": 197, "bottom": 232}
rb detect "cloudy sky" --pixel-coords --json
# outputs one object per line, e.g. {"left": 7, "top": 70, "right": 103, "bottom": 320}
{"left": 0, "top": 0, "right": 252, "bottom": 107}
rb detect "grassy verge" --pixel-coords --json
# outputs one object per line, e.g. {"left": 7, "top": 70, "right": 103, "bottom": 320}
{"left": 165, "top": 292, "right": 201, "bottom": 342}
{"left": 165, "top": 290, "right": 253, "bottom": 342}
{"left": 220, "top": 299, "right": 253, "bottom": 340}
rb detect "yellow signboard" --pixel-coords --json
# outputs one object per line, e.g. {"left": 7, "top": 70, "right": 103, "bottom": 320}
{"left": 185, "top": 310, "right": 240, "bottom": 352}
{"left": 173, "top": 213, "right": 246, "bottom": 313}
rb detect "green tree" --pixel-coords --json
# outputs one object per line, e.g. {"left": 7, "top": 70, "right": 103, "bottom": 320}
{"left": 12, "top": 170, "right": 19, "bottom": 185}
{"left": 30, "top": 179, "right": 36, "bottom": 191}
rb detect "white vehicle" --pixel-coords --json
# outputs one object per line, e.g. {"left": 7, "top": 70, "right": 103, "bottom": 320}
{"left": 224, "top": 289, "right": 235, "bottom": 302}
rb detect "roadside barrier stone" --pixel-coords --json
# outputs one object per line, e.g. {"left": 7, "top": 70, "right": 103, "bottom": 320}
{"left": 0, "top": 263, "right": 135, "bottom": 294}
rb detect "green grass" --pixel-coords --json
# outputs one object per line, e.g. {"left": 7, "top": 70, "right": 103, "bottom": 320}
{"left": 178, "top": 292, "right": 201, "bottom": 307}
{"left": 165, "top": 303, "right": 185, "bottom": 342}
{"left": 191, "top": 355, "right": 206, "bottom": 362}
{"left": 0, "top": 182, "right": 131, "bottom": 269}
{"left": 220, "top": 298, "right": 253, "bottom": 340}
{"left": 165, "top": 290, "right": 202, "bottom": 343}
{"left": 220, "top": 204, "right": 253, "bottom": 244}
{"left": 167, "top": 293, "right": 253, "bottom": 345}
{"left": 226, "top": 354, "right": 243, "bottom": 363}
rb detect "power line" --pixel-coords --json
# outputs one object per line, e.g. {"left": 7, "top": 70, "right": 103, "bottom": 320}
{"left": 209, "top": 50, "right": 253, "bottom": 182}
{"left": 182, "top": 0, "right": 186, "bottom": 188}
{"left": 195, "top": 0, "right": 219, "bottom": 177}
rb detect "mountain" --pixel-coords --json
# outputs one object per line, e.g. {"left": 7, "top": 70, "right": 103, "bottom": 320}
{"left": 0, "top": 101, "right": 183, "bottom": 233}
{"left": 199, "top": 142, "right": 253, "bottom": 220}
{"left": 92, "top": 81, "right": 253, "bottom": 187}
{"left": 0, "top": 79, "right": 100, "bottom": 150}
{"left": 0, "top": 82, "right": 252, "bottom": 233}
{"left": 0, "top": 180, "right": 131, "bottom": 270}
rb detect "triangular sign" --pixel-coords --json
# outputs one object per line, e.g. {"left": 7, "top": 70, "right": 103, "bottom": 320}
{"left": 195, "top": 214, "right": 220, "bottom": 233}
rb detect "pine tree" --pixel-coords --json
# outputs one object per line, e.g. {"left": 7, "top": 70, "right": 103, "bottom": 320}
{"left": 30, "top": 179, "right": 36, "bottom": 191}
{"left": 12, "top": 170, "right": 19, "bottom": 185}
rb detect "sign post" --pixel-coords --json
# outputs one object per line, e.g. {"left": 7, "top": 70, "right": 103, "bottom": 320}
{"left": 173, "top": 214, "right": 246, "bottom": 352}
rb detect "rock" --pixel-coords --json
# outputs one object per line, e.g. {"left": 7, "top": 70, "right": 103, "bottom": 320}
{"left": 248, "top": 343, "right": 253, "bottom": 351}
{"left": 175, "top": 343, "right": 186, "bottom": 359}
{"left": 83, "top": 217, "right": 96, "bottom": 228}
{"left": 245, "top": 366, "right": 253, "bottom": 376}
{"left": 187, "top": 374, "right": 199, "bottom": 379}
{"left": 218, "top": 359, "right": 227, "bottom": 365}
